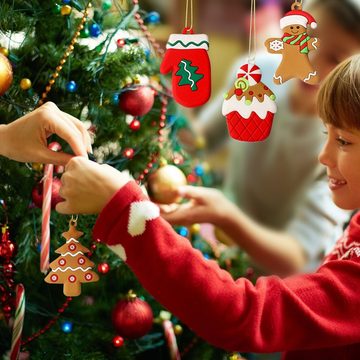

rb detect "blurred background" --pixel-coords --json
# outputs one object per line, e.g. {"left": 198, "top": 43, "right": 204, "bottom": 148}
{"left": 140, "top": 0, "right": 294, "bottom": 179}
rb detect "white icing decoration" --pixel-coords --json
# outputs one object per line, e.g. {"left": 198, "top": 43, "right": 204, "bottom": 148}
{"left": 60, "top": 251, "right": 84, "bottom": 257}
{"left": 52, "top": 266, "right": 92, "bottom": 272}
{"left": 108, "top": 244, "right": 127, "bottom": 261}
{"left": 180, "top": 60, "right": 195, "bottom": 89}
{"left": 274, "top": 74, "right": 283, "bottom": 84}
{"left": 222, "top": 94, "right": 277, "bottom": 120}
{"left": 304, "top": 71, "right": 317, "bottom": 82}
{"left": 312, "top": 38, "right": 318, "bottom": 50}
{"left": 270, "top": 40, "right": 283, "bottom": 52}
{"left": 128, "top": 201, "right": 160, "bottom": 236}
{"left": 66, "top": 238, "right": 79, "bottom": 243}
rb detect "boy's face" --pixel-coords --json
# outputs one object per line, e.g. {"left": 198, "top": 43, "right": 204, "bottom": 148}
{"left": 319, "top": 124, "right": 360, "bottom": 210}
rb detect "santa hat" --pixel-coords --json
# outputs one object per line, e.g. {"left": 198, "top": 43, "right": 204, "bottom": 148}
{"left": 280, "top": 9, "right": 317, "bottom": 30}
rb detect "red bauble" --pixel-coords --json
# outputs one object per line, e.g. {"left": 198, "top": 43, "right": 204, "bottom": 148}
{"left": 112, "top": 291, "right": 153, "bottom": 339}
{"left": 119, "top": 86, "right": 154, "bottom": 116}
{"left": 31, "top": 177, "right": 63, "bottom": 209}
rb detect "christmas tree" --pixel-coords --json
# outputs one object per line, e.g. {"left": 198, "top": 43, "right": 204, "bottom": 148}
{"left": 0, "top": 1, "right": 249, "bottom": 359}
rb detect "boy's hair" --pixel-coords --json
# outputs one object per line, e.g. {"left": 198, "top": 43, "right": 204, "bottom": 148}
{"left": 317, "top": 55, "right": 360, "bottom": 129}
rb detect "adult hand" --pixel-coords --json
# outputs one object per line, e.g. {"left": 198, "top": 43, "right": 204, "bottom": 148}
{"left": 56, "top": 157, "right": 130, "bottom": 214}
{"left": 160, "top": 186, "right": 232, "bottom": 226}
{"left": 0, "top": 102, "right": 91, "bottom": 165}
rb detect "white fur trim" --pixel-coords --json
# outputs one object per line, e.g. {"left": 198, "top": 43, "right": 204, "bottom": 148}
{"left": 128, "top": 201, "right": 160, "bottom": 236}
{"left": 166, "top": 34, "right": 209, "bottom": 50}
{"left": 280, "top": 15, "right": 308, "bottom": 29}
{"left": 222, "top": 94, "right": 277, "bottom": 119}
{"left": 108, "top": 244, "right": 127, "bottom": 261}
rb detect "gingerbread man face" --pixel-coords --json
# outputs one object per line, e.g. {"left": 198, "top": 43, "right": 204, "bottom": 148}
{"left": 265, "top": 6, "right": 320, "bottom": 85}
{"left": 283, "top": 25, "right": 307, "bottom": 36}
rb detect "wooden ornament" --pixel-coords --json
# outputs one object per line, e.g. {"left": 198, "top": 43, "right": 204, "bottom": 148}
{"left": 264, "top": 2, "right": 320, "bottom": 85}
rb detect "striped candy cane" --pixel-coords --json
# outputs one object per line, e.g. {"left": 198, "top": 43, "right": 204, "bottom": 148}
{"left": 9, "top": 284, "right": 25, "bottom": 360}
{"left": 41, "top": 142, "right": 61, "bottom": 273}
{"left": 163, "top": 319, "right": 181, "bottom": 360}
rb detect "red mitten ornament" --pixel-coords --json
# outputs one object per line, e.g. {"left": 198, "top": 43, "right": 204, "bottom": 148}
{"left": 264, "top": 2, "right": 320, "bottom": 85}
{"left": 160, "top": 29, "right": 210, "bottom": 107}
{"left": 222, "top": 63, "right": 277, "bottom": 142}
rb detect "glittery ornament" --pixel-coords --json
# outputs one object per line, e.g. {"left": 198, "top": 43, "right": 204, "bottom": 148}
{"left": 112, "top": 290, "right": 153, "bottom": 339}
{"left": 147, "top": 164, "right": 187, "bottom": 204}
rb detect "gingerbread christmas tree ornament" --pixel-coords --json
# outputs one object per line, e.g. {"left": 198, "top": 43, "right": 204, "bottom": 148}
{"left": 265, "top": 1, "right": 320, "bottom": 85}
{"left": 45, "top": 219, "right": 99, "bottom": 296}
{"left": 223, "top": 0, "right": 277, "bottom": 142}
{"left": 160, "top": 0, "right": 211, "bottom": 107}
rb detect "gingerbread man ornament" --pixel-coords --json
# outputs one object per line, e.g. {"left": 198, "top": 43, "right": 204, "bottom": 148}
{"left": 265, "top": 2, "right": 320, "bottom": 85}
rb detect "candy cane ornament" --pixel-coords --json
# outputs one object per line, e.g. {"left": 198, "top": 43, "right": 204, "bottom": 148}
{"left": 9, "top": 284, "right": 25, "bottom": 360}
{"left": 41, "top": 142, "right": 62, "bottom": 273}
{"left": 163, "top": 319, "right": 181, "bottom": 360}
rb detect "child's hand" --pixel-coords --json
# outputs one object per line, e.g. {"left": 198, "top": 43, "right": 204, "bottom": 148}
{"left": 160, "top": 186, "right": 232, "bottom": 226}
{"left": 0, "top": 102, "right": 91, "bottom": 165}
{"left": 56, "top": 157, "right": 130, "bottom": 214}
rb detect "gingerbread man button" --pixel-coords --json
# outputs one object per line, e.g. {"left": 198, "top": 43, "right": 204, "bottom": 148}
{"left": 265, "top": 2, "right": 320, "bottom": 85}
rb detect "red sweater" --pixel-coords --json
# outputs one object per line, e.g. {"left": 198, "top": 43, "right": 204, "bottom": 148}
{"left": 93, "top": 182, "right": 360, "bottom": 359}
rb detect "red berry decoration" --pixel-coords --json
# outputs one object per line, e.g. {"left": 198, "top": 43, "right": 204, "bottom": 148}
{"left": 31, "top": 177, "right": 63, "bottom": 209}
{"left": 97, "top": 262, "right": 110, "bottom": 274}
{"left": 123, "top": 148, "right": 134, "bottom": 159}
{"left": 112, "top": 335, "right": 124, "bottom": 348}
{"left": 129, "top": 118, "right": 141, "bottom": 131}
{"left": 112, "top": 290, "right": 153, "bottom": 339}
{"left": 119, "top": 86, "right": 154, "bottom": 116}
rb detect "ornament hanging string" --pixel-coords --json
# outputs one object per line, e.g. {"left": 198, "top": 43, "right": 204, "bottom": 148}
{"left": 184, "top": 0, "right": 194, "bottom": 33}
{"left": 292, "top": 1, "right": 303, "bottom": 10}
{"left": 248, "top": 0, "right": 257, "bottom": 65}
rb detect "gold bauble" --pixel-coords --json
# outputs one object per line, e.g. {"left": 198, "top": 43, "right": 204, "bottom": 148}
{"left": 124, "top": 76, "right": 133, "bottom": 85}
{"left": 61, "top": 5, "right": 72, "bottom": 16}
{"left": 0, "top": 54, "right": 13, "bottom": 96}
{"left": 190, "top": 223, "right": 201, "bottom": 235}
{"left": 0, "top": 47, "right": 9, "bottom": 57}
{"left": 133, "top": 74, "right": 141, "bottom": 84}
{"left": 147, "top": 165, "right": 187, "bottom": 204}
{"left": 195, "top": 135, "right": 206, "bottom": 150}
{"left": 173, "top": 324, "right": 183, "bottom": 335}
{"left": 20, "top": 78, "right": 32, "bottom": 90}
{"left": 32, "top": 162, "right": 44, "bottom": 172}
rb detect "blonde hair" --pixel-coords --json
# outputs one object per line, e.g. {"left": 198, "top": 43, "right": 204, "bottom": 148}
{"left": 317, "top": 54, "right": 360, "bottom": 129}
